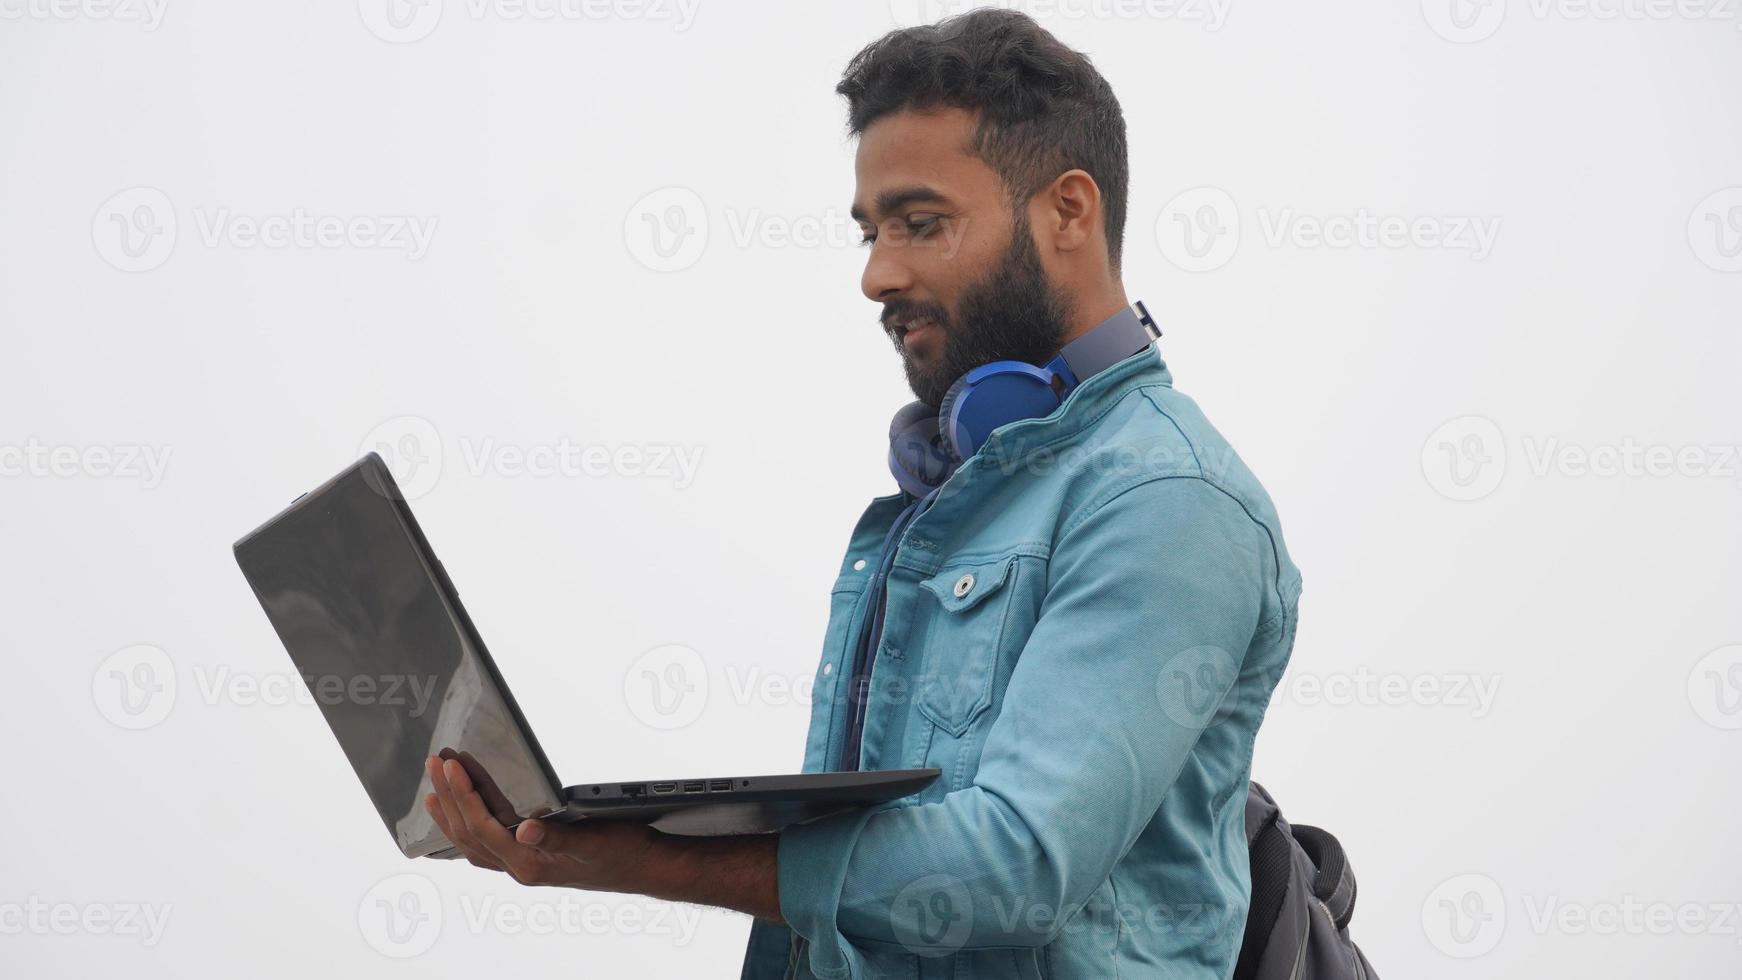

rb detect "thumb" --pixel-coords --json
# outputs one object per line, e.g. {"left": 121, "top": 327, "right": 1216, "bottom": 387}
{"left": 514, "top": 816, "right": 595, "bottom": 850}
{"left": 515, "top": 817, "right": 561, "bottom": 848}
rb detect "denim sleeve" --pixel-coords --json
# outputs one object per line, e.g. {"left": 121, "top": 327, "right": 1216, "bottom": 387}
{"left": 777, "top": 476, "right": 1271, "bottom": 979}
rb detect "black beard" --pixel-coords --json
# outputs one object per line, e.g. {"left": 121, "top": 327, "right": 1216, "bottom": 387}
{"left": 885, "top": 215, "right": 1075, "bottom": 408}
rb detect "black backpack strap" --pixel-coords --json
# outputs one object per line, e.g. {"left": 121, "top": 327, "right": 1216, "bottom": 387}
{"left": 1233, "top": 784, "right": 1291, "bottom": 980}
{"left": 1290, "top": 824, "right": 1358, "bottom": 932}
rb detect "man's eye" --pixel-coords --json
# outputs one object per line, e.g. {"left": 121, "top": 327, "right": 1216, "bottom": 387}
{"left": 858, "top": 217, "right": 941, "bottom": 248}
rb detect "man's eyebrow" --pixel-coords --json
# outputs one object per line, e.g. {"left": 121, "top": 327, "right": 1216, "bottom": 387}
{"left": 850, "top": 185, "right": 951, "bottom": 224}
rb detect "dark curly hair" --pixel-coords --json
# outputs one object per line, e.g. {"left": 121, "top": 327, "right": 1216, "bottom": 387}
{"left": 836, "top": 8, "right": 1130, "bottom": 271}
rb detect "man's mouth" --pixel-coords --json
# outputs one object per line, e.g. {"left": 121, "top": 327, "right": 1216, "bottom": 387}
{"left": 888, "top": 315, "right": 939, "bottom": 349}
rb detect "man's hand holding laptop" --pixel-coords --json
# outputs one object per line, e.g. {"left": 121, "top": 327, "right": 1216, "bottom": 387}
{"left": 420, "top": 752, "right": 786, "bottom": 923}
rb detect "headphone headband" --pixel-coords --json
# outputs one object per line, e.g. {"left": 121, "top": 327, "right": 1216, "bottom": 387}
{"left": 887, "top": 299, "right": 1159, "bottom": 497}
{"left": 1053, "top": 300, "right": 1160, "bottom": 387}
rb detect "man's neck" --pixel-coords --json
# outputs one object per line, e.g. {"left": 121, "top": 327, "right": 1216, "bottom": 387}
{"left": 1060, "top": 285, "right": 1132, "bottom": 347}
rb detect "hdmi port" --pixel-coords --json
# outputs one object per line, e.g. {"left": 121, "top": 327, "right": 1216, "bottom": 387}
{"left": 651, "top": 783, "right": 677, "bottom": 794}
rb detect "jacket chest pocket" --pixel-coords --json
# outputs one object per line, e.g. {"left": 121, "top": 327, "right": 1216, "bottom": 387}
{"left": 912, "top": 555, "right": 1019, "bottom": 737}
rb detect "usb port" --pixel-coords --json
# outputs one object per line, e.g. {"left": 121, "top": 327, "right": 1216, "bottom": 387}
{"left": 651, "top": 783, "right": 677, "bottom": 794}
{"left": 708, "top": 780, "right": 731, "bottom": 792}
{"left": 683, "top": 781, "right": 704, "bottom": 793}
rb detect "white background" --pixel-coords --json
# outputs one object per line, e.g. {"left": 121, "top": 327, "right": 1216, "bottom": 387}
{"left": 2, "top": 0, "right": 1739, "bottom": 976}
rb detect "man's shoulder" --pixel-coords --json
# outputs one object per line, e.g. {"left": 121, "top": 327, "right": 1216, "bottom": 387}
{"left": 1034, "top": 377, "right": 1303, "bottom": 604}
{"left": 1048, "top": 378, "right": 1279, "bottom": 522}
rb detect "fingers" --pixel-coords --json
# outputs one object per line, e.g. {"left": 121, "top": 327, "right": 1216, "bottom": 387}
{"left": 442, "top": 759, "right": 527, "bottom": 860}
{"left": 423, "top": 792, "right": 502, "bottom": 871}
{"left": 456, "top": 749, "right": 516, "bottom": 823}
{"left": 430, "top": 757, "right": 552, "bottom": 884}
{"left": 425, "top": 757, "right": 503, "bottom": 872}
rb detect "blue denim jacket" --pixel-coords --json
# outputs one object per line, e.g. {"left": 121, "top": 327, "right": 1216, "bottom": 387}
{"left": 741, "top": 347, "right": 1302, "bottom": 980}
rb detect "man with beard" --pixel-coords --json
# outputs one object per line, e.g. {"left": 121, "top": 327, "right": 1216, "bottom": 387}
{"left": 423, "top": 10, "right": 1301, "bottom": 979}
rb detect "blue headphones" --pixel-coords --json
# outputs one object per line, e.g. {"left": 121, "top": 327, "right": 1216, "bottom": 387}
{"left": 888, "top": 299, "right": 1159, "bottom": 497}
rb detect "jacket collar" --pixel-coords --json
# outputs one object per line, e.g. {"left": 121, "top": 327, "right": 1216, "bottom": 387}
{"left": 971, "top": 344, "right": 1174, "bottom": 467}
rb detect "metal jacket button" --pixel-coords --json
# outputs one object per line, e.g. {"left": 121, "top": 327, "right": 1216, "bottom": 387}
{"left": 953, "top": 573, "right": 975, "bottom": 598}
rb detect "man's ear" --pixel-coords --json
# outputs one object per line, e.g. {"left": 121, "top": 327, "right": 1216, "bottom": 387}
{"left": 1031, "top": 169, "right": 1103, "bottom": 255}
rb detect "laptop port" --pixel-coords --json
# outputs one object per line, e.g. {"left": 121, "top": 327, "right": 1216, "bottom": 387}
{"left": 651, "top": 783, "right": 677, "bottom": 794}
{"left": 620, "top": 783, "right": 645, "bottom": 798}
{"left": 683, "top": 781, "right": 704, "bottom": 793}
{"left": 709, "top": 780, "right": 730, "bottom": 792}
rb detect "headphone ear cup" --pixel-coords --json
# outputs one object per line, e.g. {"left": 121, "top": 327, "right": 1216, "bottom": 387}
{"left": 941, "top": 361, "right": 1061, "bottom": 461}
{"left": 887, "top": 400, "right": 954, "bottom": 497}
{"left": 935, "top": 376, "right": 973, "bottom": 463}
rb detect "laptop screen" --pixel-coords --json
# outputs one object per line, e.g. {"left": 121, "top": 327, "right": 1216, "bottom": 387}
{"left": 234, "top": 456, "right": 565, "bottom": 857}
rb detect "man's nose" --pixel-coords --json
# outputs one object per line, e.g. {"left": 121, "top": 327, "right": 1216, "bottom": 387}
{"left": 860, "top": 239, "right": 914, "bottom": 303}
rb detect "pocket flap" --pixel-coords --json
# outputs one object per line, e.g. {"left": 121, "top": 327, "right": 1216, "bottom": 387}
{"left": 919, "top": 555, "right": 1016, "bottom": 614}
